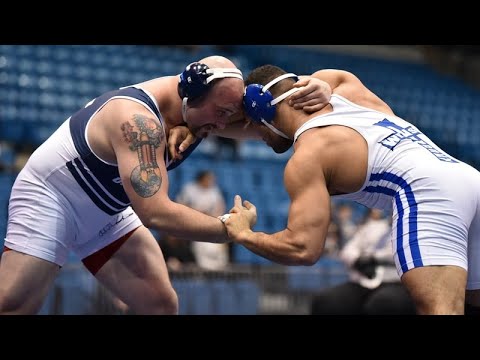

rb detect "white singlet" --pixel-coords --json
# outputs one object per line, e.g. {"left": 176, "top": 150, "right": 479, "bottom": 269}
{"left": 294, "top": 94, "right": 480, "bottom": 289}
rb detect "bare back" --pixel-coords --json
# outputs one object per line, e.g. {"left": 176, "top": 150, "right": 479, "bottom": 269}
{"left": 311, "top": 69, "right": 395, "bottom": 117}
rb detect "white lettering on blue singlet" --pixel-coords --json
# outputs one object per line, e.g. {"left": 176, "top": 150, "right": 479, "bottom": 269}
{"left": 375, "top": 119, "right": 458, "bottom": 163}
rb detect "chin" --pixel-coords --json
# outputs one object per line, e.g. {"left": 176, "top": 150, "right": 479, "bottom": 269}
{"left": 272, "top": 139, "right": 293, "bottom": 154}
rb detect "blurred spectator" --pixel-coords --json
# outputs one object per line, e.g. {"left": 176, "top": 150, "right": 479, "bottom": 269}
{"left": 311, "top": 209, "right": 416, "bottom": 315}
{"left": 323, "top": 221, "right": 341, "bottom": 257}
{"left": 175, "top": 170, "right": 229, "bottom": 270}
{"left": 334, "top": 203, "right": 358, "bottom": 248}
{"left": 157, "top": 233, "right": 196, "bottom": 271}
{"left": 213, "top": 136, "right": 241, "bottom": 162}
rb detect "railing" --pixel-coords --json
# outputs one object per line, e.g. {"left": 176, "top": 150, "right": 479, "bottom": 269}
{"left": 38, "top": 259, "right": 348, "bottom": 315}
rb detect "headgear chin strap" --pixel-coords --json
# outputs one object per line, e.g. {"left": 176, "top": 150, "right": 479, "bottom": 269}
{"left": 178, "top": 62, "right": 243, "bottom": 123}
{"left": 243, "top": 73, "right": 304, "bottom": 139}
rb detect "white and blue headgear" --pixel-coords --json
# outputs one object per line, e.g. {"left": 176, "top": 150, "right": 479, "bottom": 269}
{"left": 243, "top": 73, "right": 303, "bottom": 139}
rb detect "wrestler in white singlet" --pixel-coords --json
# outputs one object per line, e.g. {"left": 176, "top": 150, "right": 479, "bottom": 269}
{"left": 294, "top": 94, "right": 480, "bottom": 290}
{"left": 4, "top": 86, "right": 193, "bottom": 267}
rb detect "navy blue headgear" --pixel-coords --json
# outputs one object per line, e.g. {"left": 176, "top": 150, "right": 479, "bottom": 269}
{"left": 178, "top": 62, "right": 243, "bottom": 101}
{"left": 243, "top": 73, "right": 301, "bottom": 124}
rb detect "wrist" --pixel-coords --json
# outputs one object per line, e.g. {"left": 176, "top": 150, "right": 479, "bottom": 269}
{"left": 218, "top": 214, "right": 231, "bottom": 223}
{"left": 235, "top": 229, "right": 254, "bottom": 245}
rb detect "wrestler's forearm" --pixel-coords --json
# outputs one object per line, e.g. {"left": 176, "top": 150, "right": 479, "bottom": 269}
{"left": 235, "top": 230, "right": 313, "bottom": 266}
{"left": 148, "top": 201, "right": 229, "bottom": 243}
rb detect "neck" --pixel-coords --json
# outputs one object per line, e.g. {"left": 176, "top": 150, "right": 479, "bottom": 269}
{"left": 262, "top": 120, "right": 290, "bottom": 139}
{"left": 273, "top": 106, "right": 304, "bottom": 140}
{"left": 142, "top": 77, "right": 185, "bottom": 130}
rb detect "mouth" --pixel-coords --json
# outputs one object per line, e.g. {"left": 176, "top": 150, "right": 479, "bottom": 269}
{"left": 194, "top": 130, "right": 209, "bottom": 139}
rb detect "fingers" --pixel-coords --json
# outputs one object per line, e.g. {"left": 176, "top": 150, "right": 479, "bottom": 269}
{"left": 234, "top": 194, "right": 242, "bottom": 207}
{"left": 244, "top": 200, "right": 257, "bottom": 214}
{"left": 168, "top": 143, "right": 182, "bottom": 161}
{"left": 293, "top": 98, "right": 325, "bottom": 110}
{"left": 168, "top": 143, "right": 177, "bottom": 160}
{"left": 230, "top": 195, "right": 256, "bottom": 212}
{"left": 292, "top": 77, "right": 310, "bottom": 88}
{"left": 243, "top": 199, "right": 253, "bottom": 209}
{"left": 302, "top": 104, "right": 325, "bottom": 113}
{"left": 168, "top": 128, "right": 185, "bottom": 161}
{"left": 167, "top": 131, "right": 177, "bottom": 159}
{"left": 179, "top": 133, "right": 197, "bottom": 153}
{"left": 293, "top": 94, "right": 321, "bottom": 108}
{"left": 288, "top": 86, "right": 312, "bottom": 105}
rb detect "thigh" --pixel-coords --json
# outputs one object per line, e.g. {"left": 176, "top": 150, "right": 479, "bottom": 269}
{"left": 401, "top": 265, "right": 467, "bottom": 314}
{"left": 311, "top": 282, "right": 370, "bottom": 315}
{"left": 391, "top": 199, "right": 469, "bottom": 279}
{"left": 94, "top": 225, "right": 177, "bottom": 314}
{"left": 389, "top": 164, "right": 478, "bottom": 279}
{"left": 0, "top": 249, "right": 60, "bottom": 314}
{"left": 6, "top": 180, "right": 73, "bottom": 266}
{"left": 390, "top": 183, "right": 470, "bottom": 314}
{"left": 363, "top": 283, "right": 416, "bottom": 315}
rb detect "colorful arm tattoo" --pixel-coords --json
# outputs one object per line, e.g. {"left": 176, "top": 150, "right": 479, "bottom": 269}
{"left": 121, "top": 114, "right": 165, "bottom": 198}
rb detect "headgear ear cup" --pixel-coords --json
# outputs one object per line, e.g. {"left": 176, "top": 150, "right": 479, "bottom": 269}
{"left": 243, "top": 84, "right": 276, "bottom": 124}
{"left": 243, "top": 73, "right": 301, "bottom": 124}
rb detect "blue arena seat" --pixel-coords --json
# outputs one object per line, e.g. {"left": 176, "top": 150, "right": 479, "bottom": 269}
{"left": 233, "top": 280, "right": 260, "bottom": 315}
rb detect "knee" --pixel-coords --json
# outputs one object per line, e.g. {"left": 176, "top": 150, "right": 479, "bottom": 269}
{"left": 0, "top": 291, "right": 39, "bottom": 315}
{"left": 414, "top": 296, "right": 464, "bottom": 315}
{"left": 141, "top": 287, "right": 179, "bottom": 315}
{"left": 159, "top": 289, "right": 179, "bottom": 315}
{"left": 0, "top": 292, "right": 12, "bottom": 314}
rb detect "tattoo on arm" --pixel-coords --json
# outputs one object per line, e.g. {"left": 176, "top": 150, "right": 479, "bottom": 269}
{"left": 121, "top": 114, "right": 165, "bottom": 198}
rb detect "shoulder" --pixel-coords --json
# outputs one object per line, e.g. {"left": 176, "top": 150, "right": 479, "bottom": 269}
{"left": 102, "top": 98, "right": 166, "bottom": 144}
{"left": 288, "top": 126, "right": 357, "bottom": 181}
{"left": 295, "top": 126, "right": 352, "bottom": 157}
{"left": 286, "top": 136, "right": 329, "bottom": 185}
{"left": 102, "top": 96, "right": 158, "bottom": 121}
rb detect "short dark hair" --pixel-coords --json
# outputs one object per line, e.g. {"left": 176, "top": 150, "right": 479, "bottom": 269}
{"left": 195, "top": 170, "right": 213, "bottom": 182}
{"left": 245, "top": 65, "right": 294, "bottom": 97}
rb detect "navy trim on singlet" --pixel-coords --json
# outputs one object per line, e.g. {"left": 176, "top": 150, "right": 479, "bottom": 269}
{"left": 166, "top": 138, "right": 203, "bottom": 171}
{"left": 67, "top": 86, "right": 201, "bottom": 215}
{"left": 70, "top": 87, "right": 161, "bottom": 156}
{"left": 67, "top": 87, "right": 162, "bottom": 215}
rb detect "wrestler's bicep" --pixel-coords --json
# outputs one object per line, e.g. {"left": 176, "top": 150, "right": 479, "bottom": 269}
{"left": 283, "top": 150, "right": 331, "bottom": 257}
{"left": 114, "top": 113, "right": 169, "bottom": 202}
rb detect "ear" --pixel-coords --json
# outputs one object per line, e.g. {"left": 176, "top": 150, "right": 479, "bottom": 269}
{"left": 243, "top": 83, "right": 276, "bottom": 124}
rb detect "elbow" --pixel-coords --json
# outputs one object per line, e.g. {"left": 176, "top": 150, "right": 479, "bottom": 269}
{"left": 135, "top": 206, "right": 165, "bottom": 230}
{"left": 140, "top": 210, "right": 172, "bottom": 231}
{"left": 133, "top": 198, "right": 173, "bottom": 231}
{"left": 136, "top": 211, "right": 155, "bottom": 229}
{"left": 297, "top": 250, "right": 322, "bottom": 266}
{"left": 141, "top": 216, "right": 154, "bottom": 229}
{"left": 291, "top": 240, "right": 323, "bottom": 266}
